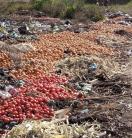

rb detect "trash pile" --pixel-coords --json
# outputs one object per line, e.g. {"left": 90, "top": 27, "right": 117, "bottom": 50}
{"left": 106, "top": 11, "right": 132, "bottom": 26}
{"left": 55, "top": 56, "right": 128, "bottom": 95}
{"left": 0, "top": 15, "right": 90, "bottom": 44}
{"left": 0, "top": 19, "right": 38, "bottom": 43}
{"left": 10, "top": 12, "right": 90, "bottom": 33}
{"left": 55, "top": 55, "right": 130, "bottom": 96}
{"left": 55, "top": 56, "right": 121, "bottom": 78}
{"left": 0, "top": 10, "right": 132, "bottom": 138}
{"left": 0, "top": 31, "right": 114, "bottom": 79}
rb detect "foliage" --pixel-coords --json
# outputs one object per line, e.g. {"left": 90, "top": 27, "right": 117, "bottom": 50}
{"left": 64, "top": 5, "right": 76, "bottom": 19}
{"left": 32, "top": 0, "right": 50, "bottom": 11}
{"left": 0, "top": 0, "right": 9, "bottom": 13}
{"left": 0, "top": 1, "right": 32, "bottom": 15}
{"left": 110, "top": 0, "right": 132, "bottom": 15}
{"left": 51, "top": 0, "right": 67, "bottom": 18}
{"left": 3, "top": 0, "right": 132, "bottom": 21}
{"left": 84, "top": 5, "right": 104, "bottom": 22}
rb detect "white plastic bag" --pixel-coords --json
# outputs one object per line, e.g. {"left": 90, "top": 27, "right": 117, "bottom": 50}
{"left": 0, "top": 90, "right": 12, "bottom": 99}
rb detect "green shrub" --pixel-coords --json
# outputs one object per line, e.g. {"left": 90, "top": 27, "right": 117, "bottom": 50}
{"left": 51, "top": 0, "right": 67, "bottom": 18}
{"left": 110, "top": 1, "right": 132, "bottom": 16}
{"left": 64, "top": 5, "right": 76, "bottom": 19}
{"left": 2, "top": 2, "right": 32, "bottom": 14}
{"left": 32, "top": 0, "right": 66, "bottom": 17}
{"left": 0, "top": 0, "right": 9, "bottom": 14}
{"left": 84, "top": 5, "right": 104, "bottom": 22}
{"left": 62, "top": 0, "right": 85, "bottom": 19}
{"left": 32, "top": 0, "right": 50, "bottom": 11}
{"left": 0, "top": 0, "right": 105, "bottom": 22}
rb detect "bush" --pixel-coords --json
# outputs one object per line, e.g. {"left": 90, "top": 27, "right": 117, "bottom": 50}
{"left": 51, "top": 0, "right": 67, "bottom": 18}
{"left": 32, "top": 0, "right": 49, "bottom": 11}
{"left": 0, "top": 0, "right": 9, "bottom": 14}
{"left": 64, "top": 5, "right": 76, "bottom": 19}
{"left": 0, "top": 0, "right": 104, "bottom": 22}
{"left": 31, "top": 0, "right": 104, "bottom": 21}
{"left": 63, "top": 0, "right": 85, "bottom": 19}
{"left": 32, "top": 0, "right": 66, "bottom": 17}
{"left": 84, "top": 5, "right": 104, "bottom": 22}
{"left": 1, "top": 2, "right": 32, "bottom": 15}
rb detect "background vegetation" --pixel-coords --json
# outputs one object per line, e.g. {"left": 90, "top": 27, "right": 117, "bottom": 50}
{"left": 0, "top": 0, "right": 132, "bottom": 21}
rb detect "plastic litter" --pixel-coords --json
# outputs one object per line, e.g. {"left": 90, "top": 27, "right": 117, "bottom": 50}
{"left": 75, "top": 83, "right": 92, "bottom": 92}
{"left": 89, "top": 63, "right": 97, "bottom": 71}
{"left": 0, "top": 90, "right": 11, "bottom": 99}
{"left": 127, "top": 49, "right": 132, "bottom": 56}
{"left": 82, "top": 83, "right": 92, "bottom": 92}
{"left": 80, "top": 109, "right": 89, "bottom": 114}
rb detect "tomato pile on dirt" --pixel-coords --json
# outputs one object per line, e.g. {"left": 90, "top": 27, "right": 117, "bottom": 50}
{"left": 0, "top": 73, "right": 77, "bottom": 123}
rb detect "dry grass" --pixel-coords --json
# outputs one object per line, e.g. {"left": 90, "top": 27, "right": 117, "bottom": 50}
{"left": 3, "top": 120, "right": 102, "bottom": 138}
{"left": 110, "top": 1, "right": 132, "bottom": 15}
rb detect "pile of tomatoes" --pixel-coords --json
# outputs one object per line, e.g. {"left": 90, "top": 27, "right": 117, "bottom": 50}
{"left": 0, "top": 73, "right": 77, "bottom": 123}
